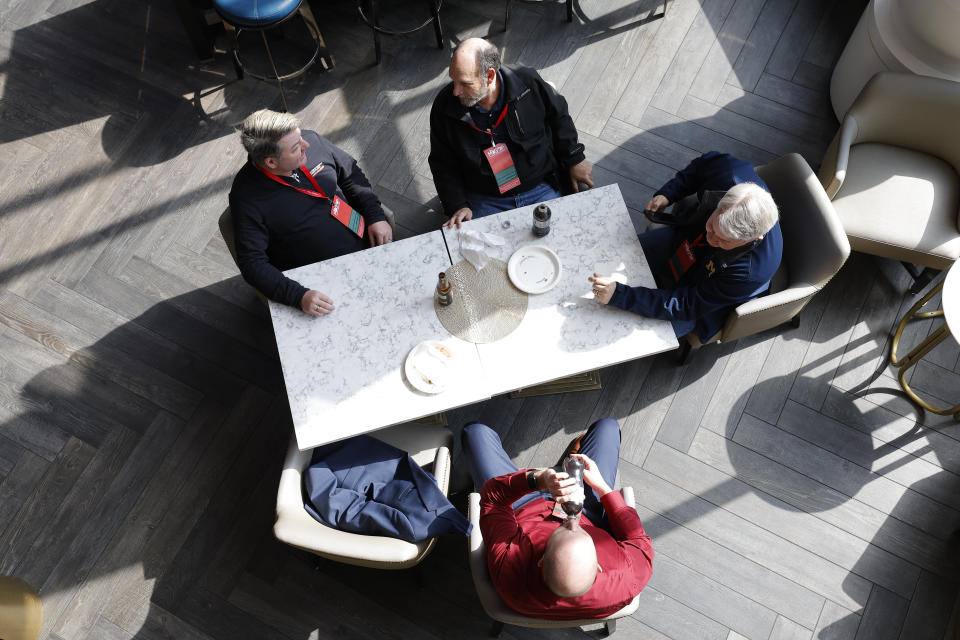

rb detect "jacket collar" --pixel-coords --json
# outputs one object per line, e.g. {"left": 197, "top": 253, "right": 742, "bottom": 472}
{"left": 443, "top": 65, "right": 533, "bottom": 121}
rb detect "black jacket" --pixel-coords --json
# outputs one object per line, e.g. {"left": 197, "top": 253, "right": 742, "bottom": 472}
{"left": 428, "top": 66, "right": 586, "bottom": 214}
{"left": 229, "top": 130, "right": 385, "bottom": 308}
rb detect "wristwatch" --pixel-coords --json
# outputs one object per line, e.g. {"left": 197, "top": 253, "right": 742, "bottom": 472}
{"left": 526, "top": 469, "right": 538, "bottom": 490}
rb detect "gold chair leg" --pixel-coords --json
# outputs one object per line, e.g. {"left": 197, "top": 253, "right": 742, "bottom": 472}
{"left": 890, "top": 279, "right": 960, "bottom": 417}
{"left": 890, "top": 280, "right": 944, "bottom": 367}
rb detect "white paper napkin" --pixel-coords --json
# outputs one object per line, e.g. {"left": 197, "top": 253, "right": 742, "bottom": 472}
{"left": 459, "top": 230, "right": 506, "bottom": 271}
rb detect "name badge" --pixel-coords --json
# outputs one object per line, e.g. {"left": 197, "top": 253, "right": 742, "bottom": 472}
{"left": 329, "top": 195, "right": 365, "bottom": 238}
{"left": 668, "top": 238, "right": 699, "bottom": 283}
{"left": 483, "top": 143, "right": 521, "bottom": 194}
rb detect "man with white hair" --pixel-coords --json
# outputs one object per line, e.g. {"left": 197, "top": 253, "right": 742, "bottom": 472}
{"left": 230, "top": 109, "right": 392, "bottom": 315}
{"left": 461, "top": 418, "right": 654, "bottom": 618}
{"left": 590, "top": 152, "right": 782, "bottom": 343}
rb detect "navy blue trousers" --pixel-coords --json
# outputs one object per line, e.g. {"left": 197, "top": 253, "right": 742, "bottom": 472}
{"left": 461, "top": 418, "right": 621, "bottom": 532}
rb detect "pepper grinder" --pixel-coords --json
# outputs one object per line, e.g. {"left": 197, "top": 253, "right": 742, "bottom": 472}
{"left": 436, "top": 272, "right": 453, "bottom": 306}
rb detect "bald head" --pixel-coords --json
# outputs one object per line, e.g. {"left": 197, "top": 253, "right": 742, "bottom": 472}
{"left": 449, "top": 38, "right": 502, "bottom": 108}
{"left": 452, "top": 38, "right": 501, "bottom": 77}
{"left": 541, "top": 518, "right": 598, "bottom": 598}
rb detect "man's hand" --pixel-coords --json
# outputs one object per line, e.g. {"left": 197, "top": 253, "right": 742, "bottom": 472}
{"left": 367, "top": 220, "right": 393, "bottom": 247}
{"left": 588, "top": 273, "right": 616, "bottom": 305}
{"left": 534, "top": 468, "right": 578, "bottom": 501}
{"left": 645, "top": 194, "right": 670, "bottom": 213}
{"left": 300, "top": 290, "right": 335, "bottom": 316}
{"left": 443, "top": 207, "right": 473, "bottom": 229}
{"left": 571, "top": 454, "right": 612, "bottom": 497}
{"left": 569, "top": 160, "right": 594, "bottom": 192}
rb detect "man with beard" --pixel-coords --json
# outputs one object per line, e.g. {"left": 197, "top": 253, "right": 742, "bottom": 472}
{"left": 429, "top": 38, "right": 594, "bottom": 228}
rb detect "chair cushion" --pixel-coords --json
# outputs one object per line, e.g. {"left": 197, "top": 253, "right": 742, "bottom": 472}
{"left": 831, "top": 143, "right": 960, "bottom": 268}
{"left": 213, "top": 0, "right": 301, "bottom": 28}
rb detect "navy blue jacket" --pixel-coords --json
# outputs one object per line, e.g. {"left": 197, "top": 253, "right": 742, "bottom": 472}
{"left": 609, "top": 152, "right": 782, "bottom": 342}
{"left": 303, "top": 435, "right": 471, "bottom": 543}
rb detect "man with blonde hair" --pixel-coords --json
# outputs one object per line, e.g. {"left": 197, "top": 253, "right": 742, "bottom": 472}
{"left": 590, "top": 152, "right": 781, "bottom": 343}
{"left": 230, "top": 109, "right": 392, "bottom": 315}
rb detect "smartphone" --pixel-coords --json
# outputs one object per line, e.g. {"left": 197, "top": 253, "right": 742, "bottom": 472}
{"left": 643, "top": 209, "right": 674, "bottom": 225}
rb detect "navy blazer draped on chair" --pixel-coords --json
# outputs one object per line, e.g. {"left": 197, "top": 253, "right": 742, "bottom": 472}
{"left": 304, "top": 435, "right": 471, "bottom": 543}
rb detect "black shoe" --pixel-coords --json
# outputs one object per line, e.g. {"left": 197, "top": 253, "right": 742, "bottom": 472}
{"left": 553, "top": 432, "right": 585, "bottom": 470}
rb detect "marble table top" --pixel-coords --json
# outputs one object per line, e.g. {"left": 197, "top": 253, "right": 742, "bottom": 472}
{"left": 270, "top": 230, "right": 489, "bottom": 449}
{"left": 447, "top": 185, "right": 678, "bottom": 396}
{"left": 271, "top": 184, "right": 677, "bottom": 450}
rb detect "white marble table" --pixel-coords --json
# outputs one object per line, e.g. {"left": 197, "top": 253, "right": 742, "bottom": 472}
{"left": 270, "top": 230, "right": 490, "bottom": 449}
{"left": 448, "top": 185, "right": 678, "bottom": 396}
{"left": 271, "top": 185, "right": 677, "bottom": 450}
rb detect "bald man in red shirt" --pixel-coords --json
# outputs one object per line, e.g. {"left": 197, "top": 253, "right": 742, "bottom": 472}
{"left": 461, "top": 418, "right": 654, "bottom": 618}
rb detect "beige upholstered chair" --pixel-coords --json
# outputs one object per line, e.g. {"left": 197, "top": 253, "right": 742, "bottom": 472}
{"left": 467, "top": 488, "right": 640, "bottom": 636}
{"left": 681, "top": 153, "right": 850, "bottom": 358}
{"left": 818, "top": 72, "right": 960, "bottom": 291}
{"left": 218, "top": 205, "right": 396, "bottom": 305}
{"left": 274, "top": 423, "right": 452, "bottom": 569}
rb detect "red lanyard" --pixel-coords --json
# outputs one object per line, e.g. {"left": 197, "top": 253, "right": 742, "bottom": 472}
{"left": 467, "top": 104, "right": 509, "bottom": 143}
{"left": 692, "top": 232, "right": 707, "bottom": 248}
{"left": 257, "top": 164, "right": 330, "bottom": 201}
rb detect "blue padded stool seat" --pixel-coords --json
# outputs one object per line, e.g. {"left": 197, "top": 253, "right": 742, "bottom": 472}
{"left": 213, "top": 0, "right": 332, "bottom": 110}
{"left": 213, "top": 0, "right": 302, "bottom": 28}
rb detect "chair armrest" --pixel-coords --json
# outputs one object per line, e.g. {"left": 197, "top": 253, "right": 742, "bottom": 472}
{"left": 432, "top": 446, "right": 451, "bottom": 495}
{"left": 276, "top": 439, "right": 311, "bottom": 511}
{"left": 721, "top": 285, "right": 818, "bottom": 343}
{"left": 820, "top": 115, "right": 858, "bottom": 199}
{"left": 468, "top": 492, "right": 484, "bottom": 556}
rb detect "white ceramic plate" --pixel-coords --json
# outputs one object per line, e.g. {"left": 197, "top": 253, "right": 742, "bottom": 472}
{"left": 404, "top": 340, "right": 456, "bottom": 394}
{"left": 507, "top": 245, "right": 562, "bottom": 294}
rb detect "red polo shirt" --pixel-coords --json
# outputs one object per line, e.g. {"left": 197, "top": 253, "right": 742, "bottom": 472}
{"left": 480, "top": 470, "right": 654, "bottom": 619}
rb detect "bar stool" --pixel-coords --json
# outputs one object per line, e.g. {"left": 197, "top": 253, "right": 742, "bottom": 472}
{"left": 356, "top": 0, "right": 444, "bottom": 66}
{"left": 213, "top": 0, "right": 333, "bottom": 111}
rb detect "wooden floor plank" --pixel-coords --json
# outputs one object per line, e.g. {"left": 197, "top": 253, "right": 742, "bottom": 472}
{"left": 644, "top": 439, "right": 921, "bottom": 599}
{"left": 689, "top": 426, "right": 952, "bottom": 579}
{"left": 637, "top": 496, "right": 826, "bottom": 629}
{"left": 686, "top": 0, "right": 766, "bottom": 106}
{"left": 726, "top": 0, "right": 798, "bottom": 92}
{"left": 649, "top": 0, "right": 737, "bottom": 115}
{"left": 622, "top": 461, "right": 872, "bottom": 611}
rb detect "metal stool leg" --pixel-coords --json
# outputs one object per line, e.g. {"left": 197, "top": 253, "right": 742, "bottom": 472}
{"left": 430, "top": 0, "right": 443, "bottom": 49}
{"left": 261, "top": 30, "right": 290, "bottom": 112}
{"left": 223, "top": 21, "right": 244, "bottom": 78}
{"left": 372, "top": 0, "right": 382, "bottom": 65}
{"left": 299, "top": 0, "right": 334, "bottom": 71}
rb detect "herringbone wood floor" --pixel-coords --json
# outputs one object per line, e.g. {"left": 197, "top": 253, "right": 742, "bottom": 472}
{"left": 3, "top": 0, "right": 960, "bottom": 638}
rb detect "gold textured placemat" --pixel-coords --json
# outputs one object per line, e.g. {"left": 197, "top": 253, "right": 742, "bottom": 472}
{"left": 435, "top": 259, "right": 528, "bottom": 344}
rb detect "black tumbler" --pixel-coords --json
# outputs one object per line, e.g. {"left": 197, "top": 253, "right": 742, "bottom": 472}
{"left": 561, "top": 456, "right": 585, "bottom": 516}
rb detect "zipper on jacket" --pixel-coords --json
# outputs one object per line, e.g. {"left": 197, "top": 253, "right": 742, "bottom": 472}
{"left": 513, "top": 108, "right": 524, "bottom": 135}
